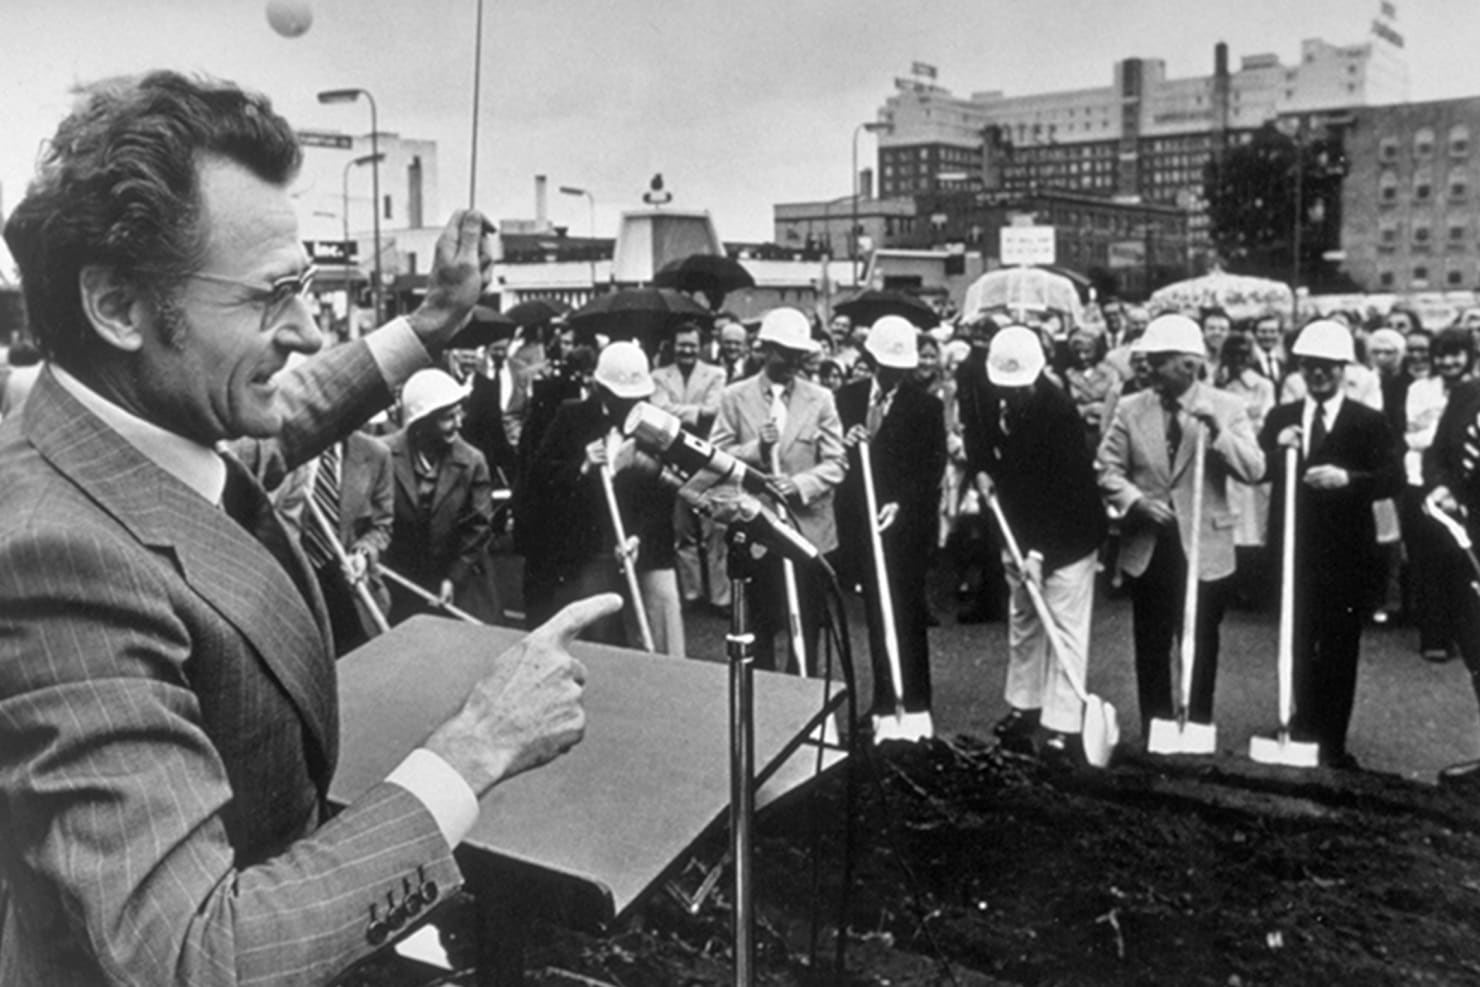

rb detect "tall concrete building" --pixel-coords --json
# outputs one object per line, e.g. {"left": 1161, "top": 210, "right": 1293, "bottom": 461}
{"left": 876, "top": 15, "right": 1409, "bottom": 211}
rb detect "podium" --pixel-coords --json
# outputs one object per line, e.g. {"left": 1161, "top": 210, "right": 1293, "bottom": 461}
{"left": 330, "top": 617, "right": 847, "bottom": 977}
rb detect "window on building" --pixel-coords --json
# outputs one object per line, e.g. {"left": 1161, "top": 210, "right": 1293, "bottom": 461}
{"left": 1380, "top": 137, "right": 1398, "bottom": 162}
{"left": 1379, "top": 223, "right": 1398, "bottom": 248}
{"left": 1379, "top": 270, "right": 1395, "bottom": 288}
{"left": 1414, "top": 265, "right": 1429, "bottom": 283}
{"left": 1450, "top": 167, "right": 1469, "bottom": 200}
{"left": 1416, "top": 127, "right": 1436, "bottom": 159}
{"left": 1451, "top": 124, "right": 1471, "bottom": 157}
{"left": 1379, "top": 169, "right": 1399, "bottom": 202}
{"left": 1451, "top": 223, "right": 1468, "bottom": 243}
{"left": 1449, "top": 268, "right": 1466, "bottom": 287}
{"left": 1413, "top": 223, "right": 1431, "bottom": 245}
{"left": 1414, "top": 167, "right": 1433, "bottom": 201}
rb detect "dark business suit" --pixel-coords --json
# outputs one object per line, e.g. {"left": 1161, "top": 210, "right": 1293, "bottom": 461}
{"left": 1424, "top": 379, "right": 1480, "bottom": 705}
{"left": 383, "top": 429, "right": 495, "bottom": 624}
{"left": 0, "top": 356, "right": 461, "bottom": 985}
{"left": 271, "top": 431, "right": 395, "bottom": 651}
{"left": 835, "top": 379, "right": 947, "bottom": 713}
{"left": 1261, "top": 396, "right": 1403, "bottom": 762}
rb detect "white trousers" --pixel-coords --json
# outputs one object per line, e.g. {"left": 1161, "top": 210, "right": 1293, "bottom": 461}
{"left": 1002, "top": 549, "right": 1097, "bottom": 734}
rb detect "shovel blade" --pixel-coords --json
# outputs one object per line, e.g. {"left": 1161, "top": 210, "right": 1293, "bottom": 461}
{"left": 1146, "top": 717, "right": 1218, "bottom": 755}
{"left": 1081, "top": 697, "right": 1120, "bottom": 768}
{"left": 1248, "top": 734, "right": 1320, "bottom": 768}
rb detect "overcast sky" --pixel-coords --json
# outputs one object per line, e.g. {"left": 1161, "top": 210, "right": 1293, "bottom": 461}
{"left": 3, "top": 0, "right": 1479, "bottom": 255}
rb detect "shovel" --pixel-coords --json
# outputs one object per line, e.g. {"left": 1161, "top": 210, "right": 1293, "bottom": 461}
{"left": 986, "top": 491, "right": 1119, "bottom": 768}
{"left": 1147, "top": 423, "right": 1218, "bottom": 755}
{"left": 858, "top": 439, "right": 917, "bottom": 744}
{"left": 1249, "top": 445, "right": 1319, "bottom": 768}
{"left": 600, "top": 460, "right": 657, "bottom": 653}
{"left": 1424, "top": 495, "right": 1480, "bottom": 600}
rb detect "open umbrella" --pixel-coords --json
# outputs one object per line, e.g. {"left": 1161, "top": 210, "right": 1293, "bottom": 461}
{"left": 834, "top": 289, "right": 938, "bottom": 330}
{"left": 652, "top": 254, "right": 755, "bottom": 306}
{"left": 568, "top": 287, "right": 712, "bottom": 344}
{"left": 448, "top": 305, "right": 517, "bottom": 349}
{"left": 1149, "top": 268, "right": 1293, "bottom": 322}
{"left": 503, "top": 298, "right": 571, "bottom": 328}
{"left": 963, "top": 267, "right": 1085, "bottom": 326}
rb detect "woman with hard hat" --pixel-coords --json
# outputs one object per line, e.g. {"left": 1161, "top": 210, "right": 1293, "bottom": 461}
{"left": 382, "top": 368, "right": 495, "bottom": 624}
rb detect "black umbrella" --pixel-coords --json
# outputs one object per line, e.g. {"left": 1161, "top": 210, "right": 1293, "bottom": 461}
{"left": 504, "top": 298, "right": 572, "bottom": 328}
{"left": 834, "top": 289, "right": 939, "bottom": 330}
{"left": 652, "top": 254, "right": 756, "bottom": 307}
{"left": 448, "top": 305, "right": 517, "bottom": 349}
{"left": 568, "top": 288, "right": 712, "bottom": 345}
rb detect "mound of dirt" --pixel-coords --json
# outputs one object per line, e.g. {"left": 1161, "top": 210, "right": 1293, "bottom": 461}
{"left": 355, "top": 735, "right": 1480, "bottom": 985}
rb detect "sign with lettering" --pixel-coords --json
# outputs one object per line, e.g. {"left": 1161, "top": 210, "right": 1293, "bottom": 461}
{"left": 999, "top": 226, "right": 1056, "bottom": 266}
{"left": 296, "top": 129, "right": 354, "bottom": 150}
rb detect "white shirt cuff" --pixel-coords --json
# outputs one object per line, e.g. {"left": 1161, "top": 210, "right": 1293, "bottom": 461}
{"left": 385, "top": 747, "right": 480, "bottom": 849}
{"left": 364, "top": 316, "right": 431, "bottom": 392}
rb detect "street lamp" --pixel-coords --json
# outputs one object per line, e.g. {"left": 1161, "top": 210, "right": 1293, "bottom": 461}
{"left": 559, "top": 185, "right": 597, "bottom": 290}
{"left": 558, "top": 185, "right": 596, "bottom": 238}
{"left": 340, "top": 152, "right": 384, "bottom": 243}
{"left": 852, "top": 121, "right": 892, "bottom": 286}
{"left": 318, "top": 87, "right": 382, "bottom": 325}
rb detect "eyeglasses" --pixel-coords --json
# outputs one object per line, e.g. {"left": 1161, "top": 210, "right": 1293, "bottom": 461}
{"left": 186, "top": 266, "right": 317, "bottom": 332}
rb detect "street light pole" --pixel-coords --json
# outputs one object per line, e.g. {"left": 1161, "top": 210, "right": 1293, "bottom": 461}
{"left": 851, "top": 121, "right": 892, "bottom": 288}
{"left": 340, "top": 153, "right": 384, "bottom": 244}
{"left": 559, "top": 185, "right": 597, "bottom": 290}
{"left": 319, "top": 88, "right": 382, "bottom": 325}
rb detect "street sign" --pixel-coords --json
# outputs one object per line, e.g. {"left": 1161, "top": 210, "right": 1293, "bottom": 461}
{"left": 296, "top": 129, "right": 353, "bottom": 150}
{"left": 304, "top": 239, "right": 359, "bottom": 264}
{"left": 999, "top": 225, "right": 1056, "bottom": 266}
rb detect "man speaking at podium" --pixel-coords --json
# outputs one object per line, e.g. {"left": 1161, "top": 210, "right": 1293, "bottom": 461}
{"left": 0, "top": 71, "right": 616, "bottom": 985}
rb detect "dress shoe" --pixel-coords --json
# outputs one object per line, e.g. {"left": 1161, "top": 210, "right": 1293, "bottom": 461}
{"left": 994, "top": 707, "right": 1040, "bottom": 739}
{"left": 896, "top": 710, "right": 935, "bottom": 742}
{"left": 1041, "top": 731, "right": 1086, "bottom": 769}
{"left": 1439, "top": 759, "right": 1480, "bottom": 788}
{"left": 1323, "top": 750, "right": 1362, "bottom": 772}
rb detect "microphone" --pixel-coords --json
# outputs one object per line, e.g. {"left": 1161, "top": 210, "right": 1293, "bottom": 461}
{"left": 698, "top": 486, "right": 823, "bottom": 567}
{"left": 623, "top": 402, "right": 772, "bottom": 497}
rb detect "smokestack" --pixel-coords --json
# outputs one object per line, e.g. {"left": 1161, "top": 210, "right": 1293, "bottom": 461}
{"left": 860, "top": 168, "right": 874, "bottom": 201}
{"left": 1212, "top": 43, "right": 1231, "bottom": 151}
{"left": 535, "top": 174, "right": 548, "bottom": 228}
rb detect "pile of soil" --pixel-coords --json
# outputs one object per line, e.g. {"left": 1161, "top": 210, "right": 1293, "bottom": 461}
{"left": 520, "top": 737, "right": 1480, "bottom": 986}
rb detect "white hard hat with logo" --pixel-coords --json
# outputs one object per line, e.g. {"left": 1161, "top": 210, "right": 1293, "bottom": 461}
{"left": 592, "top": 340, "right": 655, "bottom": 398}
{"left": 864, "top": 315, "right": 920, "bottom": 369}
{"left": 987, "top": 325, "right": 1047, "bottom": 387}
{"left": 756, "top": 307, "right": 819, "bottom": 353}
{"left": 402, "top": 369, "right": 470, "bottom": 427}
{"left": 1133, "top": 313, "right": 1205, "bottom": 356}
{"left": 1291, "top": 319, "right": 1356, "bottom": 363}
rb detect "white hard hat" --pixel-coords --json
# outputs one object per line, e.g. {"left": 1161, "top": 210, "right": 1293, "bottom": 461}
{"left": 402, "top": 368, "right": 469, "bottom": 427}
{"left": 864, "top": 315, "right": 919, "bottom": 369}
{"left": 756, "top": 307, "right": 819, "bottom": 353}
{"left": 592, "top": 340, "right": 655, "bottom": 398}
{"left": 1133, "top": 314, "right": 1205, "bottom": 356}
{"left": 1291, "top": 319, "right": 1355, "bottom": 363}
{"left": 987, "top": 326, "right": 1046, "bottom": 387}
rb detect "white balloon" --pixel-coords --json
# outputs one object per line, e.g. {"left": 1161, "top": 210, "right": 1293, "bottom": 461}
{"left": 265, "top": 0, "right": 313, "bottom": 38}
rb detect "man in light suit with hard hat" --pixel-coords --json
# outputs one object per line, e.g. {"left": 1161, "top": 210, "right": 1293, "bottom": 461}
{"left": 712, "top": 307, "right": 847, "bottom": 672}
{"left": 1098, "top": 314, "right": 1265, "bottom": 741}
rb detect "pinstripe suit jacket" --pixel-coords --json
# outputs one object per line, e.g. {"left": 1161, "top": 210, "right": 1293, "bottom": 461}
{"left": 0, "top": 352, "right": 461, "bottom": 985}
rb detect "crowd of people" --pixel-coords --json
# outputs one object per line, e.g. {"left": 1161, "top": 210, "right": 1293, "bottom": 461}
{"left": 7, "top": 67, "right": 1480, "bottom": 985}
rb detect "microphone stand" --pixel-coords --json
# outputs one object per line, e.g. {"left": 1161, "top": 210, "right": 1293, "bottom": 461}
{"left": 723, "top": 520, "right": 762, "bottom": 987}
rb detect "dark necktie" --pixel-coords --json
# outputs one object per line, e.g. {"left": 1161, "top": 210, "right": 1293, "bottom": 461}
{"left": 302, "top": 444, "right": 342, "bottom": 569}
{"left": 1308, "top": 400, "right": 1328, "bottom": 458}
{"left": 220, "top": 453, "right": 322, "bottom": 614}
{"left": 1162, "top": 395, "right": 1182, "bottom": 462}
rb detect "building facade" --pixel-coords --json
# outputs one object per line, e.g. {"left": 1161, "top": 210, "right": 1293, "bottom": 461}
{"left": 1343, "top": 96, "right": 1480, "bottom": 294}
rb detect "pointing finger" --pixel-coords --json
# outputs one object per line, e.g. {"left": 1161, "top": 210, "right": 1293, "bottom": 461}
{"left": 530, "top": 592, "right": 624, "bottom": 647}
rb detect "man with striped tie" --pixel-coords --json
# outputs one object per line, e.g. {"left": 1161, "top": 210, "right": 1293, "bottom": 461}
{"left": 1423, "top": 363, "right": 1480, "bottom": 787}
